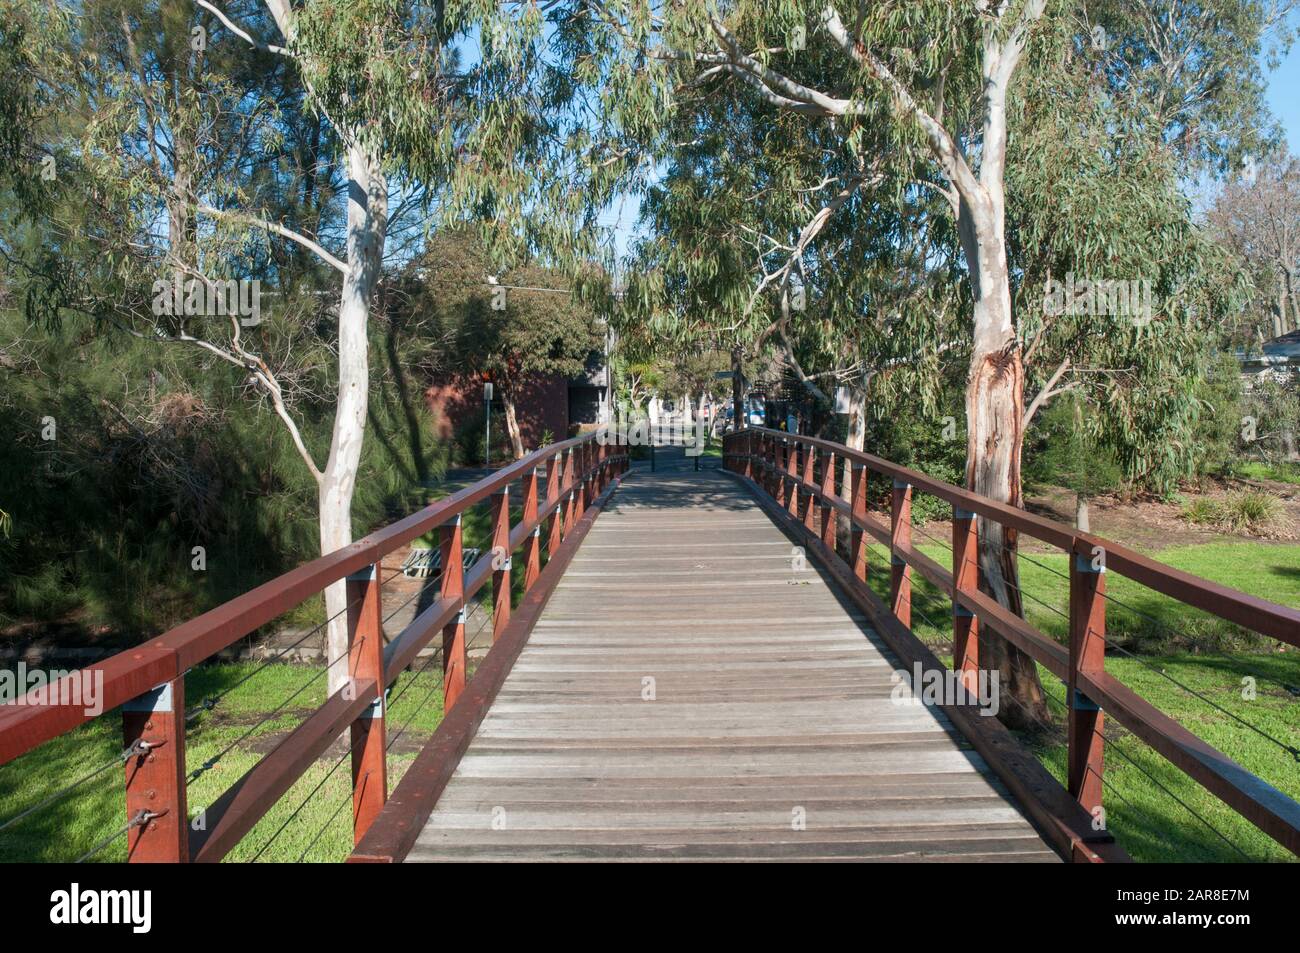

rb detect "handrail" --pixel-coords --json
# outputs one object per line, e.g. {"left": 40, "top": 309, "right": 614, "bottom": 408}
{"left": 723, "top": 426, "right": 1300, "bottom": 860}
{"left": 0, "top": 431, "right": 628, "bottom": 862}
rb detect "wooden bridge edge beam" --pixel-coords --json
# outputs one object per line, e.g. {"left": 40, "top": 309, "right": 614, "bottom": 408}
{"left": 346, "top": 469, "right": 628, "bottom": 863}
{"left": 721, "top": 468, "right": 1131, "bottom": 865}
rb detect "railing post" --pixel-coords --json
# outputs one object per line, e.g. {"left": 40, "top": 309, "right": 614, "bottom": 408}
{"left": 774, "top": 439, "right": 787, "bottom": 509}
{"left": 1069, "top": 542, "right": 1107, "bottom": 817}
{"left": 523, "top": 466, "right": 541, "bottom": 591}
{"left": 440, "top": 515, "right": 466, "bottom": 712}
{"left": 346, "top": 564, "right": 387, "bottom": 844}
{"left": 572, "top": 447, "right": 587, "bottom": 520}
{"left": 562, "top": 450, "right": 577, "bottom": 535}
{"left": 767, "top": 435, "right": 776, "bottom": 497}
{"left": 786, "top": 439, "right": 799, "bottom": 517}
{"left": 891, "top": 478, "right": 913, "bottom": 628}
{"left": 952, "top": 508, "right": 980, "bottom": 689}
{"left": 490, "top": 487, "right": 512, "bottom": 643}
{"left": 820, "top": 450, "right": 836, "bottom": 550}
{"left": 547, "top": 451, "right": 563, "bottom": 555}
{"left": 122, "top": 676, "right": 188, "bottom": 862}
{"left": 802, "top": 444, "right": 817, "bottom": 532}
{"left": 743, "top": 431, "right": 753, "bottom": 480}
{"left": 850, "top": 464, "right": 868, "bottom": 581}
{"left": 563, "top": 489, "right": 577, "bottom": 537}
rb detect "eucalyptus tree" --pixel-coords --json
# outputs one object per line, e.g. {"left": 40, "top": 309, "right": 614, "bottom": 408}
{"left": 2, "top": 0, "right": 566, "bottom": 687}
{"left": 553, "top": 1, "right": 1062, "bottom": 723}
{"left": 1006, "top": 12, "right": 1252, "bottom": 507}
{"left": 555, "top": 0, "right": 1276, "bottom": 725}
{"left": 1085, "top": 0, "right": 1296, "bottom": 177}
{"left": 1208, "top": 150, "right": 1300, "bottom": 341}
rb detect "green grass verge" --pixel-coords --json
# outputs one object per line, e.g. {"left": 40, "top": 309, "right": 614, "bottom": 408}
{"left": 0, "top": 662, "right": 444, "bottom": 862}
{"left": 1234, "top": 461, "right": 1300, "bottom": 485}
{"left": 858, "top": 536, "right": 1300, "bottom": 862}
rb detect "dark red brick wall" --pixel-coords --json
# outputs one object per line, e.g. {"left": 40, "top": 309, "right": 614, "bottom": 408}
{"left": 426, "top": 373, "right": 569, "bottom": 452}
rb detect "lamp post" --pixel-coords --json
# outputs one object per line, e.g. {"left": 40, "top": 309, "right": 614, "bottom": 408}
{"left": 483, "top": 381, "right": 493, "bottom": 468}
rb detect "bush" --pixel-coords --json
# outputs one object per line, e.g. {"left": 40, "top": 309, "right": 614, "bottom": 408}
{"left": 1181, "top": 490, "right": 1288, "bottom": 534}
{"left": 1181, "top": 497, "right": 1223, "bottom": 526}
{"left": 1221, "top": 490, "right": 1285, "bottom": 533}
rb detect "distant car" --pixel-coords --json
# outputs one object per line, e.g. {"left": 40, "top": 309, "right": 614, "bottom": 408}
{"left": 720, "top": 402, "right": 765, "bottom": 431}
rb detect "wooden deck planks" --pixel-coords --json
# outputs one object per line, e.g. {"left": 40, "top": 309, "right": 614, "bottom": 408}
{"left": 408, "top": 469, "right": 1059, "bottom": 863}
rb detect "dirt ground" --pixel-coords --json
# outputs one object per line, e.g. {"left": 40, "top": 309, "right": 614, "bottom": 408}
{"left": 1018, "top": 474, "right": 1299, "bottom": 552}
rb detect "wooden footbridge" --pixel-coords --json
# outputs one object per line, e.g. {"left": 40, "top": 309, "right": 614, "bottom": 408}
{"left": 1, "top": 430, "right": 1298, "bottom": 863}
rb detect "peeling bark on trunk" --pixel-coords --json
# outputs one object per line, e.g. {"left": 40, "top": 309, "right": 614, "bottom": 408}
{"left": 959, "top": 190, "right": 1050, "bottom": 731}
{"left": 321, "top": 144, "right": 388, "bottom": 694}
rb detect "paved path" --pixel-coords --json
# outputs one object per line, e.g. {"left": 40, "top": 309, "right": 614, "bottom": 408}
{"left": 408, "top": 469, "right": 1057, "bottom": 861}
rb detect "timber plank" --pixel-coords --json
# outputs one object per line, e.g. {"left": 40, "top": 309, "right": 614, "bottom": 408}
{"left": 408, "top": 470, "right": 1058, "bottom": 863}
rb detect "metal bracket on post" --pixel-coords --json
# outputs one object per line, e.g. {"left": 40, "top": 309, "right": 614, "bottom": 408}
{"left": 359, "top": 694, "right": 384, "bottom": 720}
{"left": 1071, "top": 689, "right": 1101, "bottom": 712}
{"left": 123, "top": 681, "right": 174, "bottom": 714}
{"left": 1075, "top": 553, "right": 1107, "bottom": 574}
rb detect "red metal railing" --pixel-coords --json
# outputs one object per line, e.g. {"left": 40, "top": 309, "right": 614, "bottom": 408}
{"left": 0, "top": 432, "right": 627, "bottom": 862}
{"left": 723, "top": 427, "right": 1300, "bottom": 861}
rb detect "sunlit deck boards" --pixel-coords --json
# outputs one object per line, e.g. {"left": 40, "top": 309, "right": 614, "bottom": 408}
{"left": 408, "top": 469, "right": 1058, "bottom": 862}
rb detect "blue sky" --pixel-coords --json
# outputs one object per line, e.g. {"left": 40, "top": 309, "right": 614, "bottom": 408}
{"left": 600, "top": 26, "right": 1300, "bottom": 261}
{"left": 1263, "top": 36, "right": 1299, "bottom": 151}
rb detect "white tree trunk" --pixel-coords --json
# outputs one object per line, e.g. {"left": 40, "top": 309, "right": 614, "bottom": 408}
{"left": 321, "top": 143, "right": 388, "bottom": 694}
{"left": 839, "top": 378, "right": 869, "bottom": 544}
{"left": 503, "top": 394, "right": 526, "bottom": 459}
{"left": 958, "top": 181, "right": 1048, "bottom": 729}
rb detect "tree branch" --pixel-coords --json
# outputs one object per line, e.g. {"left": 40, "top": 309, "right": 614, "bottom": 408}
{"left": 194, "top": 0, "right": 293, "bottom": 56}
{"left": 195, "top": 201, "right": 347, "bottom": 273}
{"left": 1023, "top": 357, "right": 1072, "bottom": 428}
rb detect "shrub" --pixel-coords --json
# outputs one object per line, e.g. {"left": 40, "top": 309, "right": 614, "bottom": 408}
{"left": 1181, "top": 497, "right": 1223, "bottom": 526}
{"left": 1181, "top": 491, "right": 1288, "bottom": 534}
{"left": 1220, "top": 490, "right": 1286, "bottom": 533}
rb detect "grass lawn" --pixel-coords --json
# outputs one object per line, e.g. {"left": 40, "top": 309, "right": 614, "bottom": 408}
{"left": 858, "top": 536, "right": 1300, "bottom": 862}
{"left": 1235, "top": 461, "right": 1300, "bottom": 486}
{"left": 0, "top": 661, "right": 445, "bottom": 862}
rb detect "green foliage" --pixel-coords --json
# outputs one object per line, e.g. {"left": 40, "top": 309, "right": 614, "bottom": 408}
{"left": 1025, "top": 395, "right": 1124, "bottom": 498}
{"left": 1238, "top": 372, "right": 1300, "bottom": 465}
{"left": 0, "top": 305, "right": 445, "bottom": 636}
{"left": 395, "top": 229, "right": 602, "bottom": 444}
